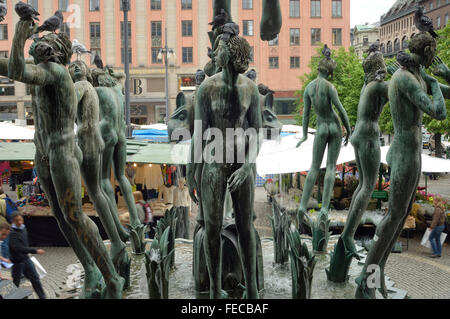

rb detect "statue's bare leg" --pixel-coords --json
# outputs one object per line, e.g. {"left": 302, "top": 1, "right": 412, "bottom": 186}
{"left": 321, "top": 128, "right": 342, "bottom": 214}
{"left": 49, "top": 146, "right": 124, "bottom": 299}
{"left": 231, "top": 167, "right": 259, "bottom": 299}
{"left": 260, "top": 0, "right": 282, "bottom": 41}
{"left": 298, "top": 130, "right": 328, "bottom": 217}
{"left": 342, "top": 143, "right": 380, "bottom": 257}
{"left": 35, "top": 151, "right": 104, "bottom": 299}
{"left": 80, "top": 151, "right": 130, "bottom": 287}
{"left": 355, "top": 154, "right": 419, "bottom": 299}
{"left": 201, "top": 162, "right": 228, "bottom": 299}
{"left": 100, "top": 125, "right": 129, "bottom": 243}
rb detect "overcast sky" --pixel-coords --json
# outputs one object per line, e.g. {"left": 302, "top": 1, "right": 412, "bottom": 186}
{"left": 351, "top": 0, "right": 398, "bottom": 27}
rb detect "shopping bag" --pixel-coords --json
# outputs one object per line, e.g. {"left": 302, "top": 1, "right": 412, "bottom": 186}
{"left": 421, "top": 229, "right": 447, "bottom": 249}
{"left": 30, "top": 256, "right": 47, "bottom": 279}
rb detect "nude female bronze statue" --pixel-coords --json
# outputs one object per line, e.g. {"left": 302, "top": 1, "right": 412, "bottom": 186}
{"left": 296, "top": 48, "right": 351, "bottom": 252}
{"left": 355, "top": 33, "right": 446, "bottom": 299}
{"left": 8, "top": 19, "right": 124, "bottom": 298}
{"left": 188, "top": 33, "right": 262, "bottom": 299}
{"left": 327, "top": 50, "right": 389, "bottom": 283}
{"left": 68, "top": 60, "right": 131, "bottom": 287}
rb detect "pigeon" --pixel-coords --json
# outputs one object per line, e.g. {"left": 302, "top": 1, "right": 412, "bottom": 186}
{"left": 220, "top": 22, "right": 240, "bottom": 41}
{"left": 72, "top": 39, "right": 91, "bottom": 60}
{"left": 366, "top": 40, "right": 381, "bottom": 55}
{"left": 36, "top": 10, "right": 63, "bottom": 33}
{"left": 396, "top": 51, "right": 416, "bottom": 70}
{"left": 15, "top": 1, "right": 40, "bottom": 22}
{"left": 322, "top": 44, "right": 331, "bottom": 59}
{"left": 374, "top": 69, "right": 387, "bottom": 82}
{"left": 246, "top": 69, "right": 257, "bottom": 82}
{"left": 0, "top": 0, "right": 7, "bottom": 23}
{"left": 207, "top": 47, "right": 213, "bottom": 59}
{"left": 93, "top": 53, "right": 104, "bottom": 69}
{"left": 414, "top": 6, "right": 438, "bottom": 38}
{"left": 209, "top": 9, "right": 229, "bottom": 30}
{"left": 258, "top": 83, "right": 274, "bottom": 96}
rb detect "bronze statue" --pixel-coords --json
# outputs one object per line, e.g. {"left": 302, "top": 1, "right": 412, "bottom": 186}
{"left": 355, "top": 33, "right": 446, "bottom": 299}
{"left": 296, "top": 47, "right": 351, "bottom": 252}
{"left": 8, "top": 19, "right": 124, "bottom": 298}
{"left": 327, "top": 49, "right": 389, "bottom": 283}
{"left": 188, "top": 33, "right": 262, "bottom": 299}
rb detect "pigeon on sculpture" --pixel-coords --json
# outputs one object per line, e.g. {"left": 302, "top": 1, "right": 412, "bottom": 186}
{"left": 396, "top": 51, "right": 416, "bottom": 70}
{"left": 366, "top": 40, "right": 381, "bottom": 55}
{"left": 374, "top": 69, "right": 387, "bottom": 82}
{"left": 72, "top": 39, "right": 91, "bottom": 60}
{"left": 220, "top": 22, "right": 240, "bottom": 41}
{"left": 36, "top": 10, "right": 63, "bottom": 33}
{"left": 0, "top": 0, "right": 7, "bottom": 23}
{"left": 207, "top": 47, "right": 213, "bottom": 59}
{"left": 93, "top": 53, "right": 104, "bottom": 69}
{"left": 15, "top": 1, "right": 40, "bottom": 22}
{"left": 209, "top": 9, "right": 229, "bottom": 30}
{"left": 258, "top": 83, "right": 275, "bottom": 96}
{"left": 414, "top": 6, "right": 438, "bottom": 38}
{"left": 322, "top": 44, "right": 331, "bottom": 59}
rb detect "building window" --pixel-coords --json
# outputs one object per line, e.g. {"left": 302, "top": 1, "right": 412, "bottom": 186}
{"left": 0, "top": 25, "right": 7, "bottom": 41}
{"left": 268, "top": 35, "right": 278, "bottom": 46}
{"left": 380, "top": 43, "right": 385, "bottom": 54}
{"left": 290, "top": 0, "right": 300, "bottom": 17}
{"left": 90, "top": 22, "right": 101, "bottom": 48}
{"left": 430, "top": 2, "right": 433, "bottom": 10}
{"left": 120, "top": 21, "right": 132, "bottom": 47}
{"left": 332, "top": 0, "right": 342, "bottom": 17}
{"left": 332, "top": 28, "right": 342, "bottom": 45}
{"left": 269, "top": 57, "right": 279, "bottom": 69}
{"left": 387, "top": 41, "right": 392, "bottom": 54}
{"left": 182, "top": 47, "right": 193, "bottom": 63}
{"left": 182, "top": 0, "right": 192, "bottom": 10}
{"left": 394, "top": 38, "right": 400, "bottom": 52}
{"left": 249, "top": 47, "right": 254, "bottom": 63}
{"left": 243, "top": 20, "right": 254, "bottom": 36}
{"left": 90, "top": 49, "right": 101, "bottom": 64}
{"left": 152, "top": 48, "right": 162, "bottom": 64}
{"left": 363, "top": 36, "right": 368, "bottom": 46}
{"left": 0, "top": 51, "right": 8, "bottom": 58}
{"left": 121, "top": 48, "right": 132, "bottom": 64}
{"left": 311, "top": 28, "right": 321, "bottom": 45}
{"left": 311, "top": 0, "right": 321, "bottom": 17}
{"left": 402, "top": 36, "right": 408, "bottom": 49}
{"left": 445, "top": 13, "right": 448, "bottom": 26}
{"left": 28, "top": 0, "right": 38, "bottom": 10}
{"left": 437, "top": 0, "right": 441, "bottom": 6}
{"left": 60, "top": 22, "right": 70, "bottom": 38}
{"left": 151, "top": 21, "right": 162, "bottom": 46}
{"left": 243, "top": 0, "right": 253, "bottom": 9}
{"left": 58, "top": 0, "right": 69, "bottom": 11}
{"left": 290, "top": 28, "right": 300, "bottom": 45}
{"left": 290, "top": 56, "right": 300, "bottom": 68}
{"left": 89, "top": 0, "right": 100, "bottom": 11}
{"left": 182, "top": 20, "right": 193, "bottom": 37}
{"left": 275, "top": 99, "right": 297, "bottom": 115}
{"left": 151, "top": 0, "right": 161, "bottom": 10}
{"left": 437, "top": 16, "right": 441, "bottom": 28}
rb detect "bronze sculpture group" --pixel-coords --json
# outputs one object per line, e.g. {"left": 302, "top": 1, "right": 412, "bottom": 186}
{"left": 1, "top": 1, "right": 448, "bottom": 300}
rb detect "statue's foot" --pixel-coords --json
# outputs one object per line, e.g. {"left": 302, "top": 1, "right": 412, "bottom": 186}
{"left": 104, "top": 276, "right": 126, "bottom": 299}
{"left": 118, "top": 228, "right": 130, "bottom": 243}
{"left": 355, "top": 275, "right": 376, "bottom": 299}
{"left": 80, "top": 267, "right": 104, "bottom": 299}
{"left": 260, "top": 9, "right": 282, "bottom": 41}
{"left": 211, "top": 289, "right": 229, "bottom": 300}
{"left": 341, "top": 236, "right": 361, "bottom": 261}
{"left": 112, "top": 246, "right": 131, "bottom": 289}
{"left": 378, "top": 269, "right": 388, "bottom": 299}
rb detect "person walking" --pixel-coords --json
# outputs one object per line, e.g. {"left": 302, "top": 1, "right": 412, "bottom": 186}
{"left": 8, "top": 212, "right": 47, "bottom": 299}
{"left": 429, "top": 197, "right": 447, "bottom": 258}
{"left": 0, "top": 222, "right": 11, "bottom": 281}
{"left": 0, "top": 187, "right": 12, "bottom": 260}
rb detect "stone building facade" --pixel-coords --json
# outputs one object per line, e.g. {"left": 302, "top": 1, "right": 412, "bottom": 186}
{"left": 353, "top": 23, "right": 380, "bottom": 59}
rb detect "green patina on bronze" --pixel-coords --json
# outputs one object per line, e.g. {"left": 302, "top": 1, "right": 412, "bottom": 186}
{"left": 7, "top": 19, "right": 124, "bottom": 299}
{"left": 327, "top": 51, "right": 389, "bottom": 283}
{"left": 296, "top": 47, "right": 352, "bottom": 253}
{"left": 355, "top": 33, "right": 446, "bottom": 299}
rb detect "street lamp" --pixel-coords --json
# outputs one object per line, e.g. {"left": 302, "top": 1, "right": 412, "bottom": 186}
{"left": 122, "top": 0, "right": 132, "bottom": 138}
{"left": 157, "top": 27, "right": 176, "bottom": 124}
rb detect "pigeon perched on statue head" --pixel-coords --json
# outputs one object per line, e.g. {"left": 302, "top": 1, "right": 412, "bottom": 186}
{"left": 93, "top": 53, "right": 104, "bottom": 69}
{"left": 219, "top": 22, "right": 240, "bottom": 41}
{"left": 15, "top": 1, "right": 40, "bottom": 22}
{"left": 414, "top": 6, "right": 438, "bottom": 38}
{"left": 366, "top": 40, "right": 381, "bottom": 55}
{"left": 0, "top": 0, "right": 7, "bottom": 23}
{"left": 36, "top": 10, "right": 64, "bottom": 33}
{"left": 396, "top": 51, "right": 416, "bottom": 70}
{"left": 72, "top": 39, "right": 91, "bottom": 60}
{"left": 209, "top": 9, "right": 229, "bottom": 30}
{"left": 322, "top": 44, "right": 331, "bottom": 59}
{"left": 258, "top": 83, "right": 275, "bottom": 96}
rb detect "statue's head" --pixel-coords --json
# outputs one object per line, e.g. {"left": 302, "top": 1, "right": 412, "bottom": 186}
{"left": 408, "top": 33, "right": 436, "bottom": 68}
{"left": 90, "top": 67, "right": 118, "bottom": 87}
{"left": 68, "top": 60, "right": 92, "bottom": 83}
{"left": 318, "top": 57, "right": 337, "bottom": 78}
{"left": 29, "top": 33, "right": 73, "bottom": 65}
{"left": 363, "top": 51, "right": 387, "bottom": 83}
{"left": 214, "top": 34, "right": 251, "bottom": 74}
{"left": 195, "top": 69, "right": 206, "bottom": 86}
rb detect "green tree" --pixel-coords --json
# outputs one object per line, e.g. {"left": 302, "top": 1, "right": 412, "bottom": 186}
{"left": 423, "top": 24, "right": 450, "bottom": 157}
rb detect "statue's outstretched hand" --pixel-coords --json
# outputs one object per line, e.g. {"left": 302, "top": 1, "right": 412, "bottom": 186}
{"left": 431, "top": 56, "right": 450, "bottom": 79}
{"left": 296, "top": 136, "right": 307, "bottom": 148}
{"left": 228, "top": 167, "right": 249, "bottom": 194}
{"left": 420, "top": 66, "right": 437, "bottom": 86}
{"left": 16, "top": 19, "right": 38, "bottom": 39}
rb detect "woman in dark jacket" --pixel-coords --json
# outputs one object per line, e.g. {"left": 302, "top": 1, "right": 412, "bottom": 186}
{"left": 429, "top": 197, "right": 447, "bottom": 258}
